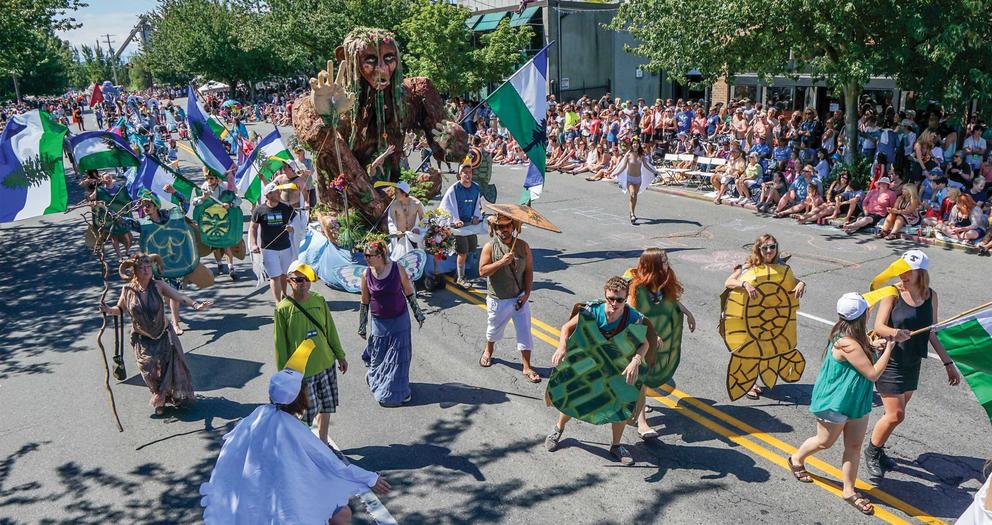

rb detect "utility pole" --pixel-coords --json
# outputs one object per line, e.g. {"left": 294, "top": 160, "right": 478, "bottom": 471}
{"left": 101, "top": 34, "right": 119, "bottom": 86}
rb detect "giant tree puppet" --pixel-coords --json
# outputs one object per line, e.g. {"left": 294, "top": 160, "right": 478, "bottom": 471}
{"left": 292, "top": 27, "right": 468, "bottom": 244}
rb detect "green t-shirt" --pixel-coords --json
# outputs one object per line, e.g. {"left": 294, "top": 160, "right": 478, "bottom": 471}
{"left": 564, "top": 111, "right": 580, "bottom": 130}
{"left": 274, "top": 291, "right": 344, "bottom": 377}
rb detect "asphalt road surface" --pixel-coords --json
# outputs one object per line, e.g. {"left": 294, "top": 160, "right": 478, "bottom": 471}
{"left": 1, "top": 111, "right": 988, "bottom": 525}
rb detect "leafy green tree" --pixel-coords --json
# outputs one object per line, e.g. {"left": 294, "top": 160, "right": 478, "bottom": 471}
{"left": 252, "top": 0, "right": 414, "bottom": 75}
{"left": 400, "top": 1, "right": 476, "bottom": 94}
{"left": 1, "top": 35, "right": 75, "bottom": 99}
{"left": 0, "top": 0, "right": 85, "bottom": 100}
{"left": 610, "top": 0, "right": 992, "bottom": 163}
{"left": 144, "top": 0, "right": 286, "bottom": 96}
{"left": 472, "top": 19, "right": 534, "bottom": 88}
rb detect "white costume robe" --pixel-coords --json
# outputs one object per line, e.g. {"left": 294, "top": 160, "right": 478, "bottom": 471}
{"left": 200, "top": 404, "right": 378, "bottom": 524}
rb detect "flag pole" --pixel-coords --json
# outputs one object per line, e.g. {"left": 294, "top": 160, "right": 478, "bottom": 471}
{"left": 461, "top": 41, "right": 555, "bottom": 123}
{"left": 909, "top": 299, "right": 992, "bottom": 337}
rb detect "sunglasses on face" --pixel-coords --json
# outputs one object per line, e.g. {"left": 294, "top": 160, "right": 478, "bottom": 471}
{"left": 495, "top": 222, "right": 514, "bottom": 231}
{"left": 289, "top": 276, "right": 310, "bottom": 283}
{"left": 761, "top": 244, "right": 778, "bottom": 251}
{"left": 364, "top": 252, "right": 382, "bottom": 259}
{"left": 605, "top": 295, "right": 625, "bottom": 304}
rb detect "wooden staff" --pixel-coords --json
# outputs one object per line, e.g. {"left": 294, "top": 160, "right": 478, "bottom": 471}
{"left": 909, "top": 299, "right": 992, "bottom": 337}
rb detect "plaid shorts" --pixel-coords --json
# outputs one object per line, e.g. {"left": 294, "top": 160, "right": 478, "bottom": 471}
{"left": 302, "top": 366, "right": 339, "bottom": 425}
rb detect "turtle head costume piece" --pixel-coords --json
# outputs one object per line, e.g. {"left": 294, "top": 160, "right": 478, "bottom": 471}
{"left": 866, "top": 249, "right": 929, "bottom": 305}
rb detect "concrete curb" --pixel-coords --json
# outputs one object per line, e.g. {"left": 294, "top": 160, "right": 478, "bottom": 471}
{"left": 645, "top": 184, "right": 979, "bottom": 255}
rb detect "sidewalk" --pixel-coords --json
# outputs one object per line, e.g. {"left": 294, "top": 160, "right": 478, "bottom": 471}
{"left": 645, "top": 182, "right": 981, "bottom": 255}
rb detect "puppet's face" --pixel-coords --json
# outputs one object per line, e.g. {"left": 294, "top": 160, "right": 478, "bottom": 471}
{"left": 358, "top": 40, "right": 398, "bottom": 92}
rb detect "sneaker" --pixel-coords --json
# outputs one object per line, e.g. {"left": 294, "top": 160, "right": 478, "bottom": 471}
{"left": 545, "top": 427, "right": 563, "bottom": 452}
{"left": 229, "top": 269, "right": 238, "bottom": 281}
{"left": 863, "top": 443, "right": 884, "bottom": 478}
{"left": 610, "top": 444, "right": 635, "bottom": 466}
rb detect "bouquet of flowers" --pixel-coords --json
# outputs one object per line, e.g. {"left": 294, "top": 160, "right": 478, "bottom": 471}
{"left": 422, "top": 208, "right": 455, "bottom": 259}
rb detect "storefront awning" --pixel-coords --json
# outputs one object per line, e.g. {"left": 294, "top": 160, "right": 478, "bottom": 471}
{"left": 473, "top": 11, "right": 507, "bottom": 32}
{"left": 509, "top": 6, "right": 540, "bottom": 27}
{"left": 465, "top": 14, "right": 481, "bottom": 29}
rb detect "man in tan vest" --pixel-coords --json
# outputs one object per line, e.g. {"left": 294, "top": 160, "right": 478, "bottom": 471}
{"left": 477, "top": 213, "right": 540, "bottom": 383}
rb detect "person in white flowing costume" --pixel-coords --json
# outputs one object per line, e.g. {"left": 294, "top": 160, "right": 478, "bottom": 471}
{"left": 611, "top": 138, "right": 658, "bottom": 224}
{"left": 200, "top": 340, "right": 391, "bottom": 524}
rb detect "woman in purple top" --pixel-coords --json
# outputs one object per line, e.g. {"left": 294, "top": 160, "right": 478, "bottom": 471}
{"left": 358, "top": 240, "right": 426, "bottom": 407}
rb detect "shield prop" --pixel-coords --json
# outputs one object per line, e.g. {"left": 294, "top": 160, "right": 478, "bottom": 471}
{"left": 192, "top": 191, "right": 244, "bottom": 249}
{"left": 139, "top": 208, "right": 199, "bottom": 279}
{"left": 720, "top": 263, "right": 803, "bottom": 401}
{"left": 545, "top": 303, "right": 648, "bottom": 425}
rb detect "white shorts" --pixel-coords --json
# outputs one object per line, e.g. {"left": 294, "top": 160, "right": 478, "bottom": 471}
{"left": 720, "top": 175, "right": 736, "bottom": 186}
{"left": 486, "top": 295, "right": 533, "bottom": 352}
{"left": 262, "top": 247, "right": 294, "bottom": 278}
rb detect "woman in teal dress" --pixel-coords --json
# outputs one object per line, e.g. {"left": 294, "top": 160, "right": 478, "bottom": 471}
{"left": 788, "top": 293, "right": 896, "bottom": 516}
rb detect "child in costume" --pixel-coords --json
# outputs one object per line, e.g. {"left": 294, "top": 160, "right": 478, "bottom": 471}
{"left": 545, "top": 276, "right": 649, "bottom": 466}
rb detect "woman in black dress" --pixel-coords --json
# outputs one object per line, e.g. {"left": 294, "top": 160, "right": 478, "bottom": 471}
{"left": 863, "top": 250, "right": 961, "bottom": 477}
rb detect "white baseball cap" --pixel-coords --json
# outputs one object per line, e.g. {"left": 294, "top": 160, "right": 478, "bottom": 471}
{"left": 263, "top": 181, "right": 279, "bottom": 195}
{"left": 268, "top": 368, "right": 303, "bottom": 404}
{"left": 836, "top": 292, "right": 868, "bottom": 321}
{"left": 876, "top": 177, "right": 892, "bottom": 185}
{"left": 902, "top": 249, "right": 929, "bottom": 270}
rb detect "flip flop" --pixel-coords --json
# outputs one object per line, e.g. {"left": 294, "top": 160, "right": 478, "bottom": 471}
{"left": 638, "top": 429, "right": 660, "bottom": 440}
{"left": 522, "top": 370, "right": 542, "bottom": 383}
{"left": 172, "top": 324, "right": 185, "bottom": 336}
{"left": 479, "top": 354, "right": 493, "bottom": 367}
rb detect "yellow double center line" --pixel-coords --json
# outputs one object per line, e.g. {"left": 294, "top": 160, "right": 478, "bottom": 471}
{"left": 442, "top": 277, "right": 945, "bottom": 525}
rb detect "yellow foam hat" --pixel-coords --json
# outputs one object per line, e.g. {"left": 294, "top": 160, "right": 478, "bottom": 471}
{"left": 285, "top": 339, "right": 316, "bottom": 373}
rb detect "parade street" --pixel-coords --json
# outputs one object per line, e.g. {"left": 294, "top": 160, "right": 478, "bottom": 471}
{"left": 1, "top": 112, "right": 989, "bottom": 525}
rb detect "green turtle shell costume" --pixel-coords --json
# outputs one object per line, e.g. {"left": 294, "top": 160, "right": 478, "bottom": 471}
{"left": 139, "top": 208, "right": 199, "bottom": 279}
{"left": 545, "top": 301, "right": 649, "bottom": 425}
{"left": 631, "top": 284, "right": 685, "bottom": 389}
{"left": 192, "top": 189, "right": 244, "bottom": 249}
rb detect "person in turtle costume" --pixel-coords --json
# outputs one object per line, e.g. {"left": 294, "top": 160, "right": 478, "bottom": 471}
{"left": 625, "top": 248, "right": 696, "bottom": 439}
{"left": 722, "top": 234, "right": 806, "bottom": 401}
{"left": 192, "top": 169, "right": 243, "bottom": 280}
{"left": 131, "top": 189, "right": 213, "bottom": 335}
{"left": 545, "top": 276, "right": 650, "bottom": 466}
{"left": 84, "top": 170, "right": 132, "bottom": 258}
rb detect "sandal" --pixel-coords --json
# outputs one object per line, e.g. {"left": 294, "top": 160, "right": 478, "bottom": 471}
{"left": 638, "top": 428, "right": 660, "bottom": 440}
{"left": 479, "top": 353, "right": 493, "bottom": 368}
{"left": 745, "top": 385, "right": 762, "bottom": 400}
{"left": 172, "top": 323, "right": 184, "bottom": 336}
{"left": 884, "top": 233, "right": 899, "bottom": 241}
{"left": 788, "top": 458, "right": 813, "bottom": 483}
{"left": 522, "top": 369, "right": 542, "bottom": 383}
{"left": 844, "top": 493, "right": 874, "bottom": 515}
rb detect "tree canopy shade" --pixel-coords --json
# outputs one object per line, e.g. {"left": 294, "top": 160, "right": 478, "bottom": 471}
{"left": 610, "top": 0, "right": 992, "bottom": 161}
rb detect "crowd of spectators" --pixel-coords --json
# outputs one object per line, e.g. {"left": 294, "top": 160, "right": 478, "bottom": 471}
{"left": 521, "top": 93, "right": 992, "bottom": 255}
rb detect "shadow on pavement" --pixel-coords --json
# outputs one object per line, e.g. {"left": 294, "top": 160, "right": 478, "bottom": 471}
{"left": 0, "top": 428, "right": 228, "bottom": 524}
{"left": 404, "top": 381, "right": 511, "bottom": 408}
{"left": 0, "top": 218, "right": 105, "bottom": 381}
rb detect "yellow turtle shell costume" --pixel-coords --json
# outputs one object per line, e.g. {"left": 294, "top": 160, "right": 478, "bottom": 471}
{"left": 720, "top": 263, "right": 803, "bottom": 401}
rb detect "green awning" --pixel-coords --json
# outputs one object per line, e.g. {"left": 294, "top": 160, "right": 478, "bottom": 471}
{"left": 473, "top": 12, "right": 507, "bottom": 32}
{"left": 509, "top": 6, "right": 539, "bottom": 27}
{"left": 465, "top": 14, "right": 481, "bottom": 29}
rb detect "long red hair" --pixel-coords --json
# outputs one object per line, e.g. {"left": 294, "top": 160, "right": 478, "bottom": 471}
{"left": 629, "top": 248, "right": 683, "bottom": 302}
